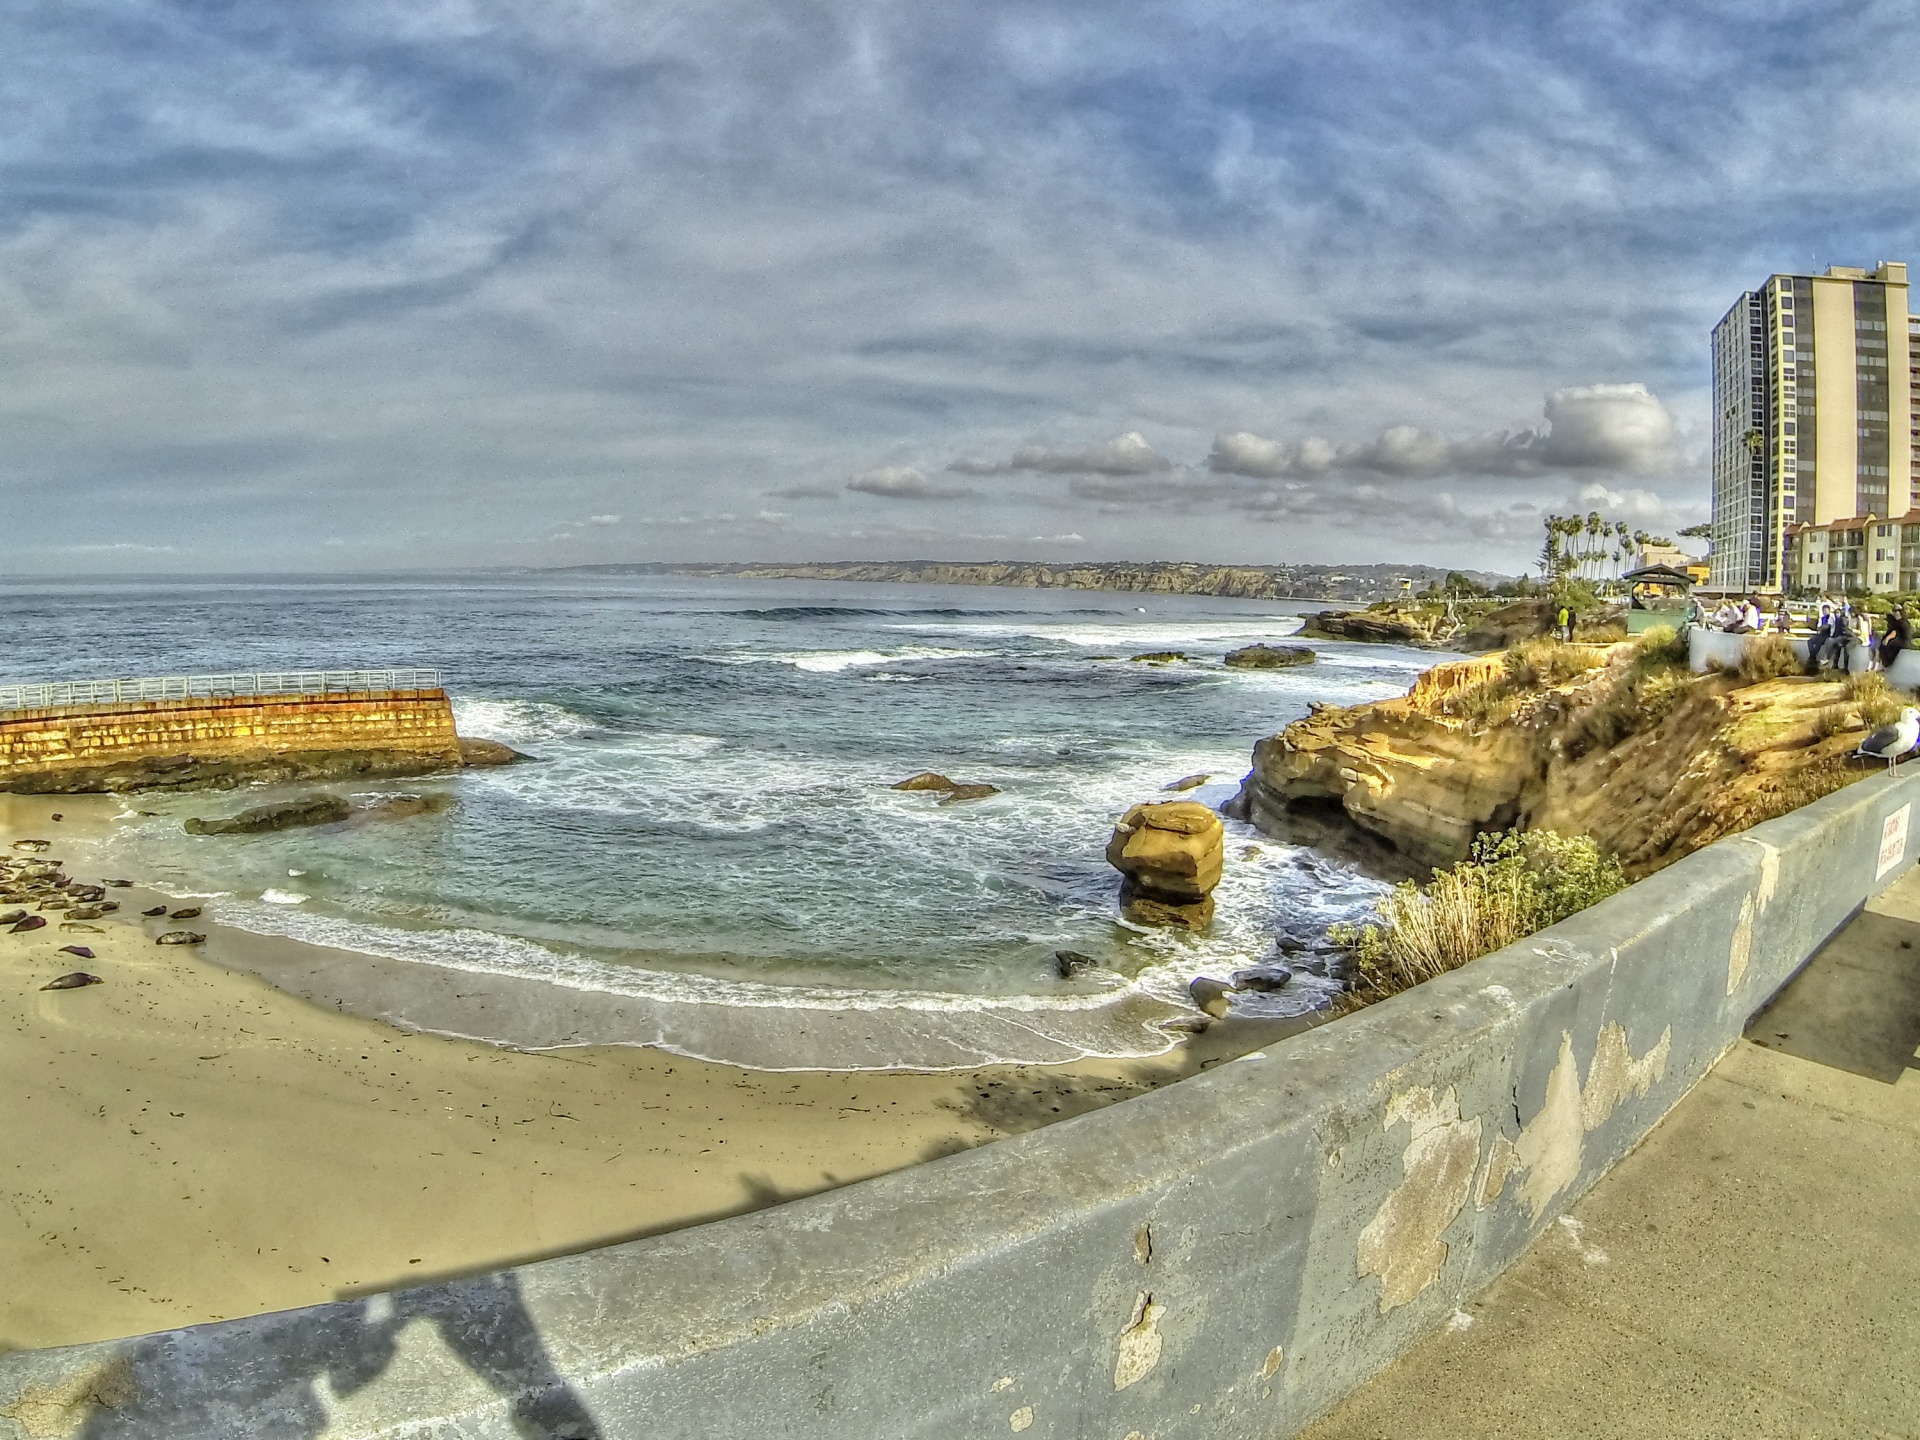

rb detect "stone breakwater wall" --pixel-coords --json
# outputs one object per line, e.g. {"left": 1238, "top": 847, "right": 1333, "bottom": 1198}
{"left": 0, "top": 690, "right": 462, "bottom": 792}
{"left": 3, "top": 773, "right": 1914, "bottom": 1439}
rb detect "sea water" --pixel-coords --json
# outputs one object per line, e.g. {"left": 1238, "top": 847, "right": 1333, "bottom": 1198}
{"left": 1, "top": 573, "right": 1435, "bottom": 1068}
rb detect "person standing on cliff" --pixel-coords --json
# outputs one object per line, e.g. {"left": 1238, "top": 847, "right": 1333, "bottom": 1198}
{"left": 1556, "top": 602, "right": 1574, "bottom": 642}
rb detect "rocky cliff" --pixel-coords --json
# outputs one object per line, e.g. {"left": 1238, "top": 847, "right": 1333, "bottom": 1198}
{"left": 1229, "top": 643, "right": 1876, "bottom": 879}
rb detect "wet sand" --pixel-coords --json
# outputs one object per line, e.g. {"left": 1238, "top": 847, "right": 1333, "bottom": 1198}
{"left": 1, "top": 794, "right": 1287, "bottom": 1352}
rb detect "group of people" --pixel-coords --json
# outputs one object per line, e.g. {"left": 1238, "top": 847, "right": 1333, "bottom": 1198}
{"left": 1702, "top": 595, "right": 1914, "bottom": 674}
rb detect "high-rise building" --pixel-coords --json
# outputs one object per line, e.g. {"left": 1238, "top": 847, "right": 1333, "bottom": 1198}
{"left": 1709, "top": 262, "right": 1914, "bottom": 592}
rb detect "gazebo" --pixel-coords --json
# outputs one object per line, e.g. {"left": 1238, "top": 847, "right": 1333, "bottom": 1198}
{"left": 1619, "top": 563, "right": 1696, "bottom": 634}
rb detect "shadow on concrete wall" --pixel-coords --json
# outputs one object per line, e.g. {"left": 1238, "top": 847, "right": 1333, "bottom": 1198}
{"left": 81, "top": 1272, "right": 600, "bottom": 1439}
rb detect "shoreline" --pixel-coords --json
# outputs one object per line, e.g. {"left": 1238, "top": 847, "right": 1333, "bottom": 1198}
{"left": 2, "top": 793, "right": 1300, "bottom": 1352}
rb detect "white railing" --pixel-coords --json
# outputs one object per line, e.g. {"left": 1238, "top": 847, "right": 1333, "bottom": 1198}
{"left": 0, "top": 668, "right": 442, "bottom": 714}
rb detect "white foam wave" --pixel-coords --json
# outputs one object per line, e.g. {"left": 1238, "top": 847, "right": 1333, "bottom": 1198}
{"left": 260, "top": 889, "right": 308, "bottom": 905}
{"left": 897, "top": 618, "right": 1307, "bottom": 650}
{"left": 452, "top": 697, "right": 595, "bottom": 745}
{"left": 712, "top": 645, "right": 995, "bottom": 673}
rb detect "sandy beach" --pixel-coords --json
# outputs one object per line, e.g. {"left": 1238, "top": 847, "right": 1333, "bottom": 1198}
{"left": 1, "top": 792, "right": 1278, "bottom": 1353}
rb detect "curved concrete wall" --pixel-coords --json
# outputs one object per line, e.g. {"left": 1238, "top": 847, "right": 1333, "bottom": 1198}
{"left": 5, "top": 772, "right": 1916, "bottom": 1440}
{"left": 1687, "top": 623, "right": 1920, "bottom": 688}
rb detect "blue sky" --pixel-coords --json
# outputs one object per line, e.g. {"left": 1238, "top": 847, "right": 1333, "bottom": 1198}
{"left": 3, "top": 0, "right": 1915, "bottom": 574}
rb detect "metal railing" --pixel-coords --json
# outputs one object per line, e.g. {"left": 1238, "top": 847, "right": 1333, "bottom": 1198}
{"left": 0, "top": 668, "right": 442, "bottom": 714}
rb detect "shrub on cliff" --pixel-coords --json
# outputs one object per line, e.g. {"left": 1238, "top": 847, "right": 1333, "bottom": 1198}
{"left": 1329, "top": 830, "right": 1627, "bottom": 1003}
{"left": 1563, "top": 626, "right": 1696, "bottom": 756}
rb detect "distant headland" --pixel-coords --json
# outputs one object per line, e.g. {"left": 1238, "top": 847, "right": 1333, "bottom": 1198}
{"left": 559, "top": 559, "right": 1512, "bottom": 604}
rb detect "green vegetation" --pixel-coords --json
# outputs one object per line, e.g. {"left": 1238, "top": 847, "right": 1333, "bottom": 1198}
{"left": 1736, "top": 633, "right": 1802, "bottom": 684}
{"left": 1562, "top": 625, "right": 1693, "bottom": 756}
{"left": 1330, "top": 831, "right": 1628, "bottom": 1003}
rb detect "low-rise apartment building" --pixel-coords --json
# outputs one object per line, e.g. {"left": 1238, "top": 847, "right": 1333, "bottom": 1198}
{"left": 1784, "top": 510, "right": 1920, "bottom": 593}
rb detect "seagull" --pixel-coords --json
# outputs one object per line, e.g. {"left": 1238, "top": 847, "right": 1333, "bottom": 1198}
{"left": 1858, "top": 707, "right": 1920, "bottom": 775}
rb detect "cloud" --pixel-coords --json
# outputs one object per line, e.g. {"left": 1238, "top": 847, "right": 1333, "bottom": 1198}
{"left": 1207, "top": 385, "right": 1678, "bottom": 481}
{"left": 847, "top": 466, "right": 970, "bottom": 500}
{"left": 586, "top": 513, "right": 621, "bottom": 526}
{"left": 952, "top": 432, "right": 1173, "bottom": 477}
{"left": 767, "top": 483, "right": 844, "bottom": 500}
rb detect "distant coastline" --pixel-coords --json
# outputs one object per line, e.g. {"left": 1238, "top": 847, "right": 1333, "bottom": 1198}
{"left": 561, "top": 559, "right": 1509, "bottom": 605}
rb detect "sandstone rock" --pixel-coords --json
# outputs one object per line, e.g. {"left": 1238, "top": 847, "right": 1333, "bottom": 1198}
{"left": 893, "top": 772, "right": 959, "bottom": 791}
{"left": 1455, "top": 599, "right": 1551, "bottom": 653}
{"left": 893, "top": 772, "right": 1001, "bottom": 802}
{"left": 458, "top": 738, "right": 524, "bottom": 767}
{"left": 1163, "top": 773, "right": 1210, "bottom": 792}
{"left": 1224, "top": 644, "right": 1316, "bottom": 669}
{"left": 1120, "top": 888, "right": 1215, "bottom": 929}
{"left": 1298, "top": 610, "right": 1439, "bottom": 645}
{"left": 1105, "top": 800, "right": 1225, "bottom": 904}
{"left": 1189, "top": 976, "right": 1236, "bottom": 1017}
{"left": 184, "top": 796, "right": 352, "bottom": 836}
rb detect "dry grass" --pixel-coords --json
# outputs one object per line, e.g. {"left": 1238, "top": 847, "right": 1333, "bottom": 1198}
{"left": 1332, "top": 831, "right": 1627, "bottom": 1005}
{"left": 1737, "top": 633, "right": 1803, "bottom": 683}
{"left": 1562, "top": 626, "right": 1696, "bottom": 757}
{"left": 1505, "top": 637, "right": 1607, "bottom": 690}
{"left": 1844, "top": 672, "right": 1905, "bottom": 729}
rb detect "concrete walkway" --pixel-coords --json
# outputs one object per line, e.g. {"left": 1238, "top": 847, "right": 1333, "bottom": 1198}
{"left": 1301, "top": 865, "right": 1920, "bottom": 1440}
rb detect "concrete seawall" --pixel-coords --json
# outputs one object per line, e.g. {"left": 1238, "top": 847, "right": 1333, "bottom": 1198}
{"left": 0, "top": 690, "right": 461, "bottom": 792}
{"left": 3, "top": 771, "right": 1914, "bottom": 1439}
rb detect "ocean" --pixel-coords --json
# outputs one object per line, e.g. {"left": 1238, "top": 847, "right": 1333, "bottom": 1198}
{"left": 1, "top": 573, "right": 1436, "bottom": 1069}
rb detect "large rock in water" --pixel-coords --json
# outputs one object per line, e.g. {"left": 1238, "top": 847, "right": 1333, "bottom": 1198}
{"left": 184, "top": 795, "right": 352, "bottom": 836}
{"left": 1224, "top": 643, "right": 1315, "bottom": 669}
{"left": 1106, "top": 800, "right": 1225, "bottom": 928}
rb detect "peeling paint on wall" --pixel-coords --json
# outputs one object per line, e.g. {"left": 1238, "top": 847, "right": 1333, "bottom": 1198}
{"left": 1113, "top": 1292, "right": 1166, "bottom": 1390}
{"left": 1513, "top": 1024, "right": 1672, "bottom": 1220}
{"left": 1258, "top": 1346, "right": 1285, "bottom": 1379}
{"left": 1727, "top": 891, "right": 1756, "bottom": 993}
{"left": 1356, "top": 1086, "right": 1483, "bottom": 1312}
{"left": 1009, "top": 1405, "right": 1034, "bottom": 1431}
{"left": 1475, "top": 1131, "right": 1518, "bottom": 1211}
{"left": 1134, "top": 1224, "right": 1153, "bottom": 1266}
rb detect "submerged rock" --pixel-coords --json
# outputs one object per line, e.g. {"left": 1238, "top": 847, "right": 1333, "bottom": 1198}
{"left": 1224, "top": 644, "right": 1315, "bottom": 669}
{"left": 458, "top": 738, "right": 524, "bottom": 767}
{"left": 892, "top": 772, "right": 1001, "bottom": 802}
{"left": 1129, "top": 651, "right": 1189, "bottom": 664}
{"left": 1054, "top": 949, "right": 1100, "bottom": 978}
{"left": 185, "top": 795, "right": 352, "bottom": 836}
{"left": 1232, "top": 963, "right": 1294, "bottom": 992}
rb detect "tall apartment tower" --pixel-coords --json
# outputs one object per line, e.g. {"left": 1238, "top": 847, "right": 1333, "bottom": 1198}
{"left": 1709, "top": 261, "right": 1913, "bottom": 592}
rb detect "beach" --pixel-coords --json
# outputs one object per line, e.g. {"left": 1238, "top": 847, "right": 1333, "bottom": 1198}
{"left": 1, "top": 792, "right": 1296, "bottom": 1352}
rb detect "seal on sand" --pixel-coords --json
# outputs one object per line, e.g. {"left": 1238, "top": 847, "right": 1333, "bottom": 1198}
{"left": 41, "top": 971, "right": 103, "bottom": 990}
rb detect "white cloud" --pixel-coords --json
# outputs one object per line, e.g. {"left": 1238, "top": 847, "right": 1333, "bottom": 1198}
{"left": 1207, "top": 384, "right": 1678, "bottom": 481}
{"left": 847, "top": 465, "right": 970, "bottom": 500}
{"left": 587, "top": 513, "right": 621, "bottom": 526}
{"left": 954, "top": 431, "right": 1174, "bottom": 477}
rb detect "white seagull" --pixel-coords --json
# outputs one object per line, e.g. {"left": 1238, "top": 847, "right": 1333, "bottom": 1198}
{"left": 1858, "top": 707, "right": 1920, "bottom": 775}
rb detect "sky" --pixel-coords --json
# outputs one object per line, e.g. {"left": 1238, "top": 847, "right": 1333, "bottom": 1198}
{"left": 3, "top": 0, "right": 1917, "bottom": 577}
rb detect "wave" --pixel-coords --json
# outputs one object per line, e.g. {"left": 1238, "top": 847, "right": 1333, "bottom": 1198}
{"left": 706, "top": 645, "right": 995, "bottom": 673}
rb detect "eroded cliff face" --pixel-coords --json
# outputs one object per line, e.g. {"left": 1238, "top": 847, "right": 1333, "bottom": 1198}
{"left": 1232, "top": 649, "right": 1872, "bottom": 879}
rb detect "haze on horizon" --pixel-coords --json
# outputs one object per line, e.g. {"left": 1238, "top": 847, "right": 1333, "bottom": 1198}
{"left": 2, "top": 1, "right": 1914, "bottom": 579}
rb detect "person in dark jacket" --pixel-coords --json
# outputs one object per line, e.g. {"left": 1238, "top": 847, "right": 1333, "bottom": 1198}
{"left": 1881, "top": 606, "right": 1913, "bottom": 671}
